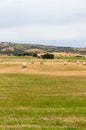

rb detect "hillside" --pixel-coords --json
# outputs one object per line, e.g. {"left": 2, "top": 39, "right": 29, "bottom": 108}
{"left": 0, "top": 42, "right": 86, "bottom": 55}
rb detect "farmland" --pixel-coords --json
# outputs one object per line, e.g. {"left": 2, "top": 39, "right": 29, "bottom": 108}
{"left": 0, "top": 56, "right": 86, "bottom": 130}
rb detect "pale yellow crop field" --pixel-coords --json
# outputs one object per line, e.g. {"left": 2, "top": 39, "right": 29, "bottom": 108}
{"left": 0, "top": 59, "right": 86, "bottom": 76}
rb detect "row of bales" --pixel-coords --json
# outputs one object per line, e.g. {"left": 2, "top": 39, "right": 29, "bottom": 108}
{"left": 21, "top": 60, "right": 86, "bottom": 68}
{"left": 63, "top": 61, "right": 86, "bottom": 65}
{"left": 0, "top": 58, "right": 86, "bottom": 68}
{"left": 61, "top": 60, "right": 86, "bottom": 65}
{"left": 22, "top": 60, "right": 44, "bottom": 68}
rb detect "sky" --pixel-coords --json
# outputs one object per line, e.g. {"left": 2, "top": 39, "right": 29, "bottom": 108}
{"left": 0, "top": 0, "right": 86, "bottom": 47}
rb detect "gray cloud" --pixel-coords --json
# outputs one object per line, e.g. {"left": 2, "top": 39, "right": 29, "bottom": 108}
{"left": 0, "top": 0, "right": 86, "bottom": 47}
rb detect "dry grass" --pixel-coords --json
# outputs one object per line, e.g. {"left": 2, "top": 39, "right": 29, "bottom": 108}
{"left": 0, "top": 58, "right": 86, "bottom": 130}
{"left": 0, "top": 60, "right": 86, "bottom": 76}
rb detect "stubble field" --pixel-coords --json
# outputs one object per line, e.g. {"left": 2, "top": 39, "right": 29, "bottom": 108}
{"left": 0, "top": 56, "right": 86, "bottom": 130}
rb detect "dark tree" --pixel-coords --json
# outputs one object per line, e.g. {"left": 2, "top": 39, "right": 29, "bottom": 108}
{"left": 41, "top": 53, "right": 54, "bottom": 59}
{"left": 33, "top": 53, "right": 38, "bottom": 57}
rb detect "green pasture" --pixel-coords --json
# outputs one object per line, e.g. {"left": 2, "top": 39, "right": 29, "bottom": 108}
{"left": 0, "top": 56, "right": 33, "bottom": 62}
{"left": 55, "top": 56, "right": 86, "bottom": 61}
{"left": 0, "top": 74, "right": 86, "bottom": 129}
{"left": 0, "top": 55, "right": 86, "bottom": 62}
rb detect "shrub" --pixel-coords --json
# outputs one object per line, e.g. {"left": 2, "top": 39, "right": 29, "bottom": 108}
{"left": 41, "top": 53, "right": 54, "bottom": 59}
{"left": 33, "top": 53, "right": 38, "bottom": 57}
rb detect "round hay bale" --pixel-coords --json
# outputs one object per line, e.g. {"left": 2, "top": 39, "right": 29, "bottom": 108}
{"left": 31, "top": 60, "right": 34, "bottom": 64}
{"left": 22, "top": 62, "right": 27, "bottom": 68}
{"left": 0, "top": 59, "right": 3, "bottom": 62}
{"left": 76, "top": 61, "right": 79, "bottom": 65}
{"left": 40, "top": 60, "right": 43, "bottom": 65}
{"left": 64, "top": 61, "right": 67, "bottom": 65}
{"left": 82, "top": 62, "right": 86, "bottom": 65}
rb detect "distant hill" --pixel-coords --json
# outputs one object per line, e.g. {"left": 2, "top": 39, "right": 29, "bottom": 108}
{"left": 0, "top": 42, "right": 86, "bottom": 55}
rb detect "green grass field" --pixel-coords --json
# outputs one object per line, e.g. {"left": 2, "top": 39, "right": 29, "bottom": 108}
{"left": 0, "top": 73, "right": 86, "bottom": 130}
{"left": 55, "top": 56, "right": 86, "bottom": 61}
{"left": 0, "top": 55, "right": 86, "bottom": 62}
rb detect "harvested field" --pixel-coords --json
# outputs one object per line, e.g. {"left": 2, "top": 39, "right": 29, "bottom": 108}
{"left": 0, "top": 58, "right": 86, "bottom": 130}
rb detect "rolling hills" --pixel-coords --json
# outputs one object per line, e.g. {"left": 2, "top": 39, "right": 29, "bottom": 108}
{"left": 0, "top": 42, "right": 86, "bottom": 55}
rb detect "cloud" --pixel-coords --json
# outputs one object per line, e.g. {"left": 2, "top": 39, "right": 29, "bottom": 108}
{"left": 0, "top": 23, "right": 86, "bottom": 42}
{"left": 0, "top": 0, "right": 86, "bottom": 47}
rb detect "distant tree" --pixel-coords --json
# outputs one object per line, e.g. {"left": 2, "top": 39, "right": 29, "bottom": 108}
{"left": 41, "top": 53, "right": 54, "bottom": 59}
{"left": 14, "top": 52, "right": 33, "bottom": 56}
{"left": 32, "top": 53, "right": 38, "bottom": 57}
{"left": 22, "top": 52, "right": 31, "bottom": 56}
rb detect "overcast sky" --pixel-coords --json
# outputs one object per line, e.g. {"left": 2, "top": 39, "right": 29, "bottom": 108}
{"left": 0, "top": 0, "right": 86, "bottom": 47}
